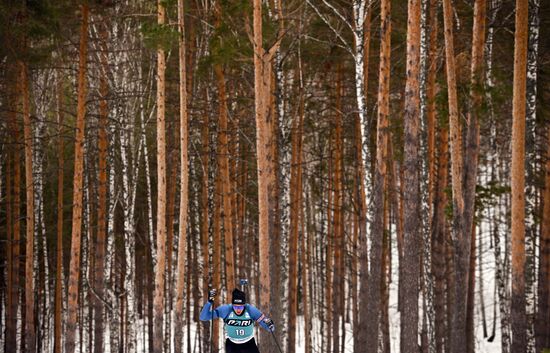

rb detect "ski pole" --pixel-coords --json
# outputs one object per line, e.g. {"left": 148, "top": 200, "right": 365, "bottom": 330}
{"left": 208, "top": 284, "right": 214, "bottom": 353}
{"left": 270, "top": 330, "right": 284, "bottom": 353}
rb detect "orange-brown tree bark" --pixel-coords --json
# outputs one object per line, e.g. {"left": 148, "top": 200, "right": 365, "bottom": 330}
{"left": 362, "top": 0, "right": 391, "bottom": 349}
{"left": 511, "top": 0, "right": 529, "bottom": 351}
{"left": 287, "top": 74, "right": 305, "bottom": 353}
{"left": 332, "top": 63, "right": 345, "bottom": 353}
{"left": 174, "top": 0, "right": 190, "bottom": 350}
{"left": 64, "top": 5, "right": 89, "bottom": 353}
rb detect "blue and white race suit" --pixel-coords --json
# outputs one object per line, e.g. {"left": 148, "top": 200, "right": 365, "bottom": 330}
{"left": 199, "top": 302, "right": 272, "bottom": 344}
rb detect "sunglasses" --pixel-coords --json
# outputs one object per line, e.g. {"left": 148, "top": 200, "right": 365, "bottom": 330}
{"left": 233, "top": 305, "right": 245, "bottom": 311}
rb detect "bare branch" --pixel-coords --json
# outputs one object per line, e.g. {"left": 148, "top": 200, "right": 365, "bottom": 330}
{"left": 306, "top": 0, "right": 353, "bottom": 54}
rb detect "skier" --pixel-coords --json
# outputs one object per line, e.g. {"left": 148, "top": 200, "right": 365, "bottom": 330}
{"left": 200, "top": 287, "right": 275, "bottom": 353}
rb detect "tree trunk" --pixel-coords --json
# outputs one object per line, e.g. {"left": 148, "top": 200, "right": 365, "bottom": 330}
{"left": 65, "top": 5, "right": 89, "bottom": 353}
{"left": 511, "top": 0, "right": 529, "bottom": 351}
{"left": 92, "top": 17, "right": 109, "bottom": 353}
{"left": 401, "top": 0, "right": 422, "bottom": 348}
{"left": 466, "top": 222, "right": 476, "bottom": 353}
{"left": 433, "top": 122, "right": 449, "bottom": 353}
{"left": 5, "top": 82, "right": 15, "bottom": 353}
{"left": 213, "top": 53, "right": 236, "bottom": 288}
{"left": 332, "top": 63, "right": 345, "bottom": 353}
{"left": 174, "top": 0, "right": 190, "bottom": 350}
{"left": 363, "top": 0, "right": 391, "bottom": 348}
{"left": 355, "top": 2, "right": 372, "bottom": 351}
{"left": 287, "top": 71, "right": 305, "bottom": 353}
{"left": 200, "top": 87, "right": 211, "bottom": 352}
{"left": 212, "top": 156, "right": 222, "bottom": 352}
{"left": 252, "top": 1, "right": 280, "bottom": 351}
{"left": 19, "top": 60, "right": 36, "bottom": 353}
{"left": 54, "top": 70, "right": 65, "bottom": 353}
{"left": 536, "top": 112, "right": 550, "bottom": 351}
{"left": 153, "top": 0, "right": 168, "bottom": 351}
{"left": 441, "top": 0, "right": 470, "bottom": 350}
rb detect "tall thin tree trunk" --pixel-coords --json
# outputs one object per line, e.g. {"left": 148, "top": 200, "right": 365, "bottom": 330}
{"left": 252, "top": 2, "right": 280, "bottom": 351}
{"left": 511, "top": 0, "right": 529, "bottom": 351}
{"left": 401, "top": 0, "right": 422, "bottom": 348}
{"left": 5, "top": 86, "right": 14, "bottom": 353}
{"left": 200, "top": 87, "right": 211, "bottom": 352}
{"left": 355, "top": 2, "right": 372, "bottom": 351}
{"left": 442, "top": 0, "right": 470, "bottom": 350}
{"left": 381, "top": 194, "right": 391, "bottom": 353}
{"left": 65, "top": 5, "right": 89, "bottom": 353}
{"left": 20, "top": 61, "right": 36, "bottom": 353}
{"left": 466, "top": 222, "right": 476, "bottom": 353}
{"left": 54, "top": 71, "right": 65, "bottom": 353}
{"left": 536, "top": 112, "right": 550, "bottom": 351}
{"left": 287, "top": 71, "right": 305, "bottom": 353}
{"left": 363, "top": 0, "right": 391, "bottom": 348}
{"left": 7, "top": 64, "right": 22, "bottom": 353}
{"left": 212, "top": 157, "right": 222, "bottom": 352}
{"left": 153, "top": 0, "right": 168, "bottom": 351}
{"left": 93, "top": 17, "right": 109, "bottom": 353}
{"left": 332, "top": 63, "right": 345, "bottom": 353}
{"left": 213, "top": 51, "right": 235, "bottom": 288}
{"left": 433, "top": 122, "right": 449, "bottom": 353}
{"left": 174, "top": 0, "right": 190, "bottom": 350}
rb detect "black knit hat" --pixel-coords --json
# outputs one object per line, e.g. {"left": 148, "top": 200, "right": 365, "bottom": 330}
{"left": 232, "top": 288, "right": 246, "bottom": 305}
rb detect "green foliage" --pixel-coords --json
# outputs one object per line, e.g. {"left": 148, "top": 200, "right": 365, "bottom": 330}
{"left": 0, "top": 0, "right": 71, "bottom": 63}
{"left": 141, "top": 22, "right": 179, "bottom": 51}
{"left": 475, "top": 181, "right": 510, "bottom": 214}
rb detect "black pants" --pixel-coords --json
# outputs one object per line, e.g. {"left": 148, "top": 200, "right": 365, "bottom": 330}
{"left": 225, "top": 338, "right": 260, "bottom": 353}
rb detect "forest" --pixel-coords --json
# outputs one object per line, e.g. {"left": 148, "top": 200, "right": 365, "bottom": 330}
{"left": 0, "top": 0, "right": 549, "bottom": 353}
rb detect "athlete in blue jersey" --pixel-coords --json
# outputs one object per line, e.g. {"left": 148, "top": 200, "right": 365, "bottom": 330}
{"left": 200, "top": 288, "right": 275, "bottom": 353}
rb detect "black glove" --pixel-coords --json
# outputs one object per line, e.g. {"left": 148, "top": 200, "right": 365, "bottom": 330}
{"left": 263, "top": 317, "right": 275, "bottom": 332}
{"left": 208, "top": 289, "right": 217, "bottom": 303}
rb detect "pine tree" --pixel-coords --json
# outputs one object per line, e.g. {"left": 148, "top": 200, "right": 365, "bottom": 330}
{"left": 64, "top": 5, "right": 89, "bottom": 353}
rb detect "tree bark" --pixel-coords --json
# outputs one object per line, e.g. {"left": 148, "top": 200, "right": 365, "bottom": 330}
{"left": 213, "top": 50, "right": 235, "bottom": 288}
{"left": 332, "top": 63, "right": 345, "bottom": 353}
{"left": 200, "top": 87, "right": 211, "bottom": 352}
{"left": 19, "top": 60, "right": 36, "bottom": 353}
{"left": 433, "top": 122, "right": 449, "bottom": 353}
{"left": 65, "top": 5, "right": 89, "bottom": 353}
{"left": 511, "top": 0, "right": 529, "bottom": 351}
{"left": 441, "top": 0, "right": 470, "bottom": 350}
{"left": 153, "top": 0, "right": 168, "bottom": 351}
{"left": 363, "top": 0, "right": 391, "bottom": 348}
{"left": 401, "top": 0, "right": 422, "bottom": 348}
{"left": 174, "top": 0, "right": 190, "bottom": 350}
{"left": 537, "top": 113, "right": 550, "bottom": 351}
{"left": 54, "top": 70, "right": 65, "bottom": 353}
{"left": 287, "top": 71, "right": 305, "bottom": 353}
{"left": 252, "top": 2, "right": 280, "bottom": 351}
{"left": 93, "top": 17, "right": 109, "bottom": 353}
